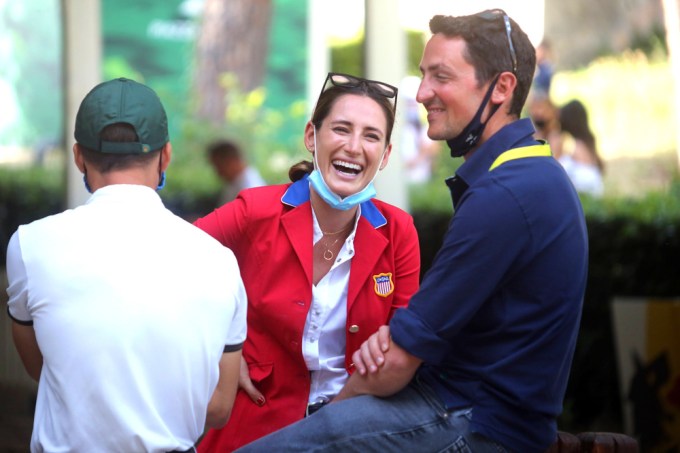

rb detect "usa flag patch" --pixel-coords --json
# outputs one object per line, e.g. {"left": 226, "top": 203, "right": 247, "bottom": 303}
{"left": 373, "top": 273, "right": 394, "bottom": 297}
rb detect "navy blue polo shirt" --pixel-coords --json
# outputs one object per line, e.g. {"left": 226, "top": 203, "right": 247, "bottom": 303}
{"left": 390, "top": 118, "right": 588, "bottom": 453}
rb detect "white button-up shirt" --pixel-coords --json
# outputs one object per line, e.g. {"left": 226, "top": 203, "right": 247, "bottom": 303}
{"left": 303, "top": 207, "right": 360, "bottom": 403}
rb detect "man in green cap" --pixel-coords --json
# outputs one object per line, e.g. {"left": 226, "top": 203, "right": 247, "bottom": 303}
{"left": 6, "top": 78, "right": 247, "bottom": 452}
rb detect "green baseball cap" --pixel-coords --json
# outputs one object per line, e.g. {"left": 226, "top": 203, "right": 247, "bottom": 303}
{"left": 74, "top": 77, "right": 169, "bottom": 154}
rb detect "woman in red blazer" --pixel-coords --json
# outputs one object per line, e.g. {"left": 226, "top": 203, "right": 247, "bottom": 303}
{"left": 195, "top": 73, "right": 420, "bottom": 452}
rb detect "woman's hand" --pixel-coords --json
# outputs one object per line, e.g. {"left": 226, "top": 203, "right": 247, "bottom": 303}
{"left": 352, "top": 325, "right": 391, "bottom": 375}
{"left": 239, "top": 357, "right": 266, "bottom": 406}
{"left": 336, "top": 325, "right": 421, "bottom": 401}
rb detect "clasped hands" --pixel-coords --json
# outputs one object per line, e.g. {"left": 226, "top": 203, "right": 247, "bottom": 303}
{"left": 239, "top": 324, "right": 418, "bottom": 405}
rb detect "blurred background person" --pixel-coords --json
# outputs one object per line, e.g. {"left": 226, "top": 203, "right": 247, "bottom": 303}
{"left": 557, "top": 99, "right": 605, "bottom": 197}
{"left": 528, "top": 38, "right": 559, "bottom": 147}
{"left": 533, "top": 39, "right": 555, "bottom": 99}
{"left": 399, "top": 76, "right": 438, "bottom": 185}
{"left": 208, "top": 139, "right": 266, "bottom": 206}
{"left": 528, "top": 95, "right": 562, "bottom": 150}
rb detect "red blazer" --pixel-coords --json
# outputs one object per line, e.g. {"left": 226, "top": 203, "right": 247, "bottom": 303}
{"left": 195, "top": 178, "right": 420, "bottom": 452}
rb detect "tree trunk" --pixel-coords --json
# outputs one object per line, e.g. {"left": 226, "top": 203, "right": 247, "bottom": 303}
{"left": 194, "top": 0, "right": 273, "bottom": 124}
{"left": 661, "top": 0, "right": 680, "bottom": 170}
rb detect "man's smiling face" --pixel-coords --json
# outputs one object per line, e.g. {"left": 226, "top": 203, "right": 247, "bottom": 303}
{"left": 417, "top": 34, "right": 487, "bottom": 142}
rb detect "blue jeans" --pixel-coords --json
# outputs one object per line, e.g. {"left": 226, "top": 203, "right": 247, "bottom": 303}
{"left": 235, "top": 378, "right": 508, "bottom": 452}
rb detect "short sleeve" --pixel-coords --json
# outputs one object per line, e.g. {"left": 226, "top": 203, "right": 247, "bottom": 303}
{"left": 6, "top": 230, "right": 32, "bottom": 324}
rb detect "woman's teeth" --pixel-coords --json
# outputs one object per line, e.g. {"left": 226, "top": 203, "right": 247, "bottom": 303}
{"left": 333, "top": 160, "right": 362, "bottom": 174}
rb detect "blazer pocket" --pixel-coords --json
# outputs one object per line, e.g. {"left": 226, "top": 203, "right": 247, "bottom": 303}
{"left": 248, "top": 361, "right": 274, "bottom": 383}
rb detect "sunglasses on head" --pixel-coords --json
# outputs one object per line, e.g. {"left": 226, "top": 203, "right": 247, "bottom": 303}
{"left": 319, "top": 72, "right": 398, "bottom": 111}
{"left": 478, "top": 9, "right": 518, "bottom": 74}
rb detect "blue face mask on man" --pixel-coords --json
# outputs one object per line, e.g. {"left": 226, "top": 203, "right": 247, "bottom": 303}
{"left": 308, "top": 127, "right": 385, "bottom": 211}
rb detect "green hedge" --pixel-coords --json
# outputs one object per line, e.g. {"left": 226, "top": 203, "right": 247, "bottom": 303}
{"left": 0, "top": 167, "right": 64, "bottom": 264}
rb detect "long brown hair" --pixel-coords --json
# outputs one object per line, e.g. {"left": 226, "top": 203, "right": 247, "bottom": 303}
{"left": 559, "top": 100, "right": 604, "bottom": 173}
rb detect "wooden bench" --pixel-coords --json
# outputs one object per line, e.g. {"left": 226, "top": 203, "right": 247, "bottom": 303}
{"left": 546, "top": 431, "right": 639, "bottom": 453}
{"left": 577, "top": 432, "right": 640, "bottom": 452}
{"left": 546, "top": 431, "right": 581, "bottom": 452}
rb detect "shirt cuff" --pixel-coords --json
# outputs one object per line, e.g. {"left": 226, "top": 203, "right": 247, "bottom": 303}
{"left": 6, "top": 307, "right": 33, "bottom": 326}
{"left": 390, "top": 308, "right": 451, "bottom": 365}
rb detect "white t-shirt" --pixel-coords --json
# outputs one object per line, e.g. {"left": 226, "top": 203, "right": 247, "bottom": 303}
{"left": 558, "top": 155, "right": 604, "bottom": 197}
{"left": 6, "top": 184, "right": 247, "bottom": 453}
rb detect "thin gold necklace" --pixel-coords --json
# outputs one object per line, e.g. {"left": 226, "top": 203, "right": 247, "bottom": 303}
{"left": 320, "top": 224, "right": 352, "bottom": 261}
{"left": 321, "top": 224, "right": 352, "bottom": 236}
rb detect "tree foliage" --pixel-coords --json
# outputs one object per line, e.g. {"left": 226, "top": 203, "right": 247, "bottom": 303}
{"left": 193, "top": 0, "right": 273, "bottom": 124}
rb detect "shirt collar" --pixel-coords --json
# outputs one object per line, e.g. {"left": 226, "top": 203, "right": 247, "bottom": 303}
{"left": 454, "top": 118, "right": 538, "bottom": 188}
{"left": 281, "top": 174, "right": 387, "bottom": 229}
{"left": 86, "top": 184, "right": 163, "bottom": 206}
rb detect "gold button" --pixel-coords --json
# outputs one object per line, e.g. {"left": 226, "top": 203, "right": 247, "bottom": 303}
{"left": 349, "top": 325, "right": 359, "bottom": 333}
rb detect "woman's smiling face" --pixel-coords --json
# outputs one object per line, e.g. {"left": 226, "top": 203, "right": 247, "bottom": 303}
{"left": 305, "top": 93, "right": 392, "bottom": 198}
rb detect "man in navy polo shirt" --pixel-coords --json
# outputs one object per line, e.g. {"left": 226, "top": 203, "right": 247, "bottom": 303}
{"left": 237, "top": 10, "right": 587, "bottom": 453}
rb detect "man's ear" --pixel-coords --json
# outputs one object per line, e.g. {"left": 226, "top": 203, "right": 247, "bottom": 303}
{"left": 161, "top": 142, "right": 172, "bottom": 171}
{"left": 493, "top": 72, "right": 517, "bottom": 105}
{"left": 72, "top": 143, "right": 86, "bottom": 173}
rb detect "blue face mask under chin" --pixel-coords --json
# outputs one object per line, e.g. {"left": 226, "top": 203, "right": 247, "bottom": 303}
{"left": 308, "top": 127, "right": 383, "bottom": 211}
{"left": 308, "top": 169, "right": 377, "bottom": 211}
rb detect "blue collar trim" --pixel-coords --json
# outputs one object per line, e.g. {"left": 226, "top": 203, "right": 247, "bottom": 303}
{"left": 281, "top": 174, "right": 387, "bottom": 229}
{"left": 281, "top": 175, "right": 311, "bottom": 207}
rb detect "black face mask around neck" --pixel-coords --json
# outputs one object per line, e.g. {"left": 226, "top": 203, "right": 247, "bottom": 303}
{"left": 446, "top": 75, "right": 501, "bottom": 158}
